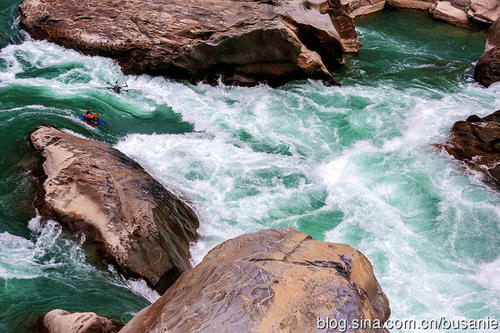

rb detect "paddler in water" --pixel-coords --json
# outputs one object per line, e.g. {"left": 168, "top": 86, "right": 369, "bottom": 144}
{"left": 84, "top": 109, "right": 100, "bottom": 122}
{"left": 106, "top": 80, "right": 128, "bottom": 94}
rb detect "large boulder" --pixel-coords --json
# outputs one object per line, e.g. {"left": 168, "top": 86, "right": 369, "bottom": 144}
{"left": 475, "top": 19, "right": 500, "bottom": 87}
{"left": 29, "top": 127, "right": 199, "bottom": 293}
{"left": 19, "top": 0, "right": 360, "bottom": 86}
{"left": 120, "top": 227, "right": 390, "bottom": 333}
{"left": 41, "top": 310, "right": 122, "bottom": 333}
{"left": 429, "top": 0, "right": 474, "bottom": 28}
{"left": 443, "top": 110, "right": 500, "bottom": 191}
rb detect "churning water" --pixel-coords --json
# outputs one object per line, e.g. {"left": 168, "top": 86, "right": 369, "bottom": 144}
{"left": 0, "top": 1, "right": 499, "bottom": 331}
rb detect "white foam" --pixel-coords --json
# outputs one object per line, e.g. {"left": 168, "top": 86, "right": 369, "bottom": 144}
{"left": 125, "top": 279, "right": 161, "bottom": 303}
{"left": 472, "top": 258, "right": 500, "bottom": 293}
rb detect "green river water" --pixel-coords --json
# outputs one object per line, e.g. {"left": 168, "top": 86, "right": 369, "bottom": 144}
{"left": 0, "top": 1, "right": 499, "bottom": 331}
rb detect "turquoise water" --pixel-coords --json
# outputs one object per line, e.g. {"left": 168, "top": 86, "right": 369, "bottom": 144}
{"left": 1, "top": 2, "right": 499, "bottom": 331}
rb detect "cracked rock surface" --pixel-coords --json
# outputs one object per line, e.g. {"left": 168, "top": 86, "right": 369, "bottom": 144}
{"left": 19, "top": 0, "right": 359, "bottom": 86}
{"left": 29, "top": 126, "right": 199, "bottom": 293}
{"left": 120, "top": 227, "right": 390, "bottom": 333}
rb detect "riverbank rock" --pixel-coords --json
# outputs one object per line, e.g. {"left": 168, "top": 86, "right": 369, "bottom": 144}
{"left": 387, "top": 0, "right": 498, "bottom": 28}
{"left": 429, "top": 1, "right": 473, "bottom": 28}
{"left": 344, "top": 0, "right": 386, "bottom": 17}
{"left": 120, "top": 227, "right": 390, "bottom": 333}
{"left": 443, "top": 110, "right": 500, "bottom": 190}
{"left": 29, "top": 126, "right": 199, "bottom": 293}
{"left": 475, "top": 19, "right": 500, "bottom": 87}
{"left": 386, "top": 0, "right": 434, "bottom": 10}
{"left": 41, "top": 310, "right": 122, "bottom": 333}
{"left": 19, "top": 0, "right": 360, "bottom": 87}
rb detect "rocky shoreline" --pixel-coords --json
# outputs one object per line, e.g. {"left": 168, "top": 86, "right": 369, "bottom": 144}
{"left": 18, "top": 0, "right": 499, "bottom": 87}
{"left": 27, "top": 127, "right": 391, "bottom": 333}
{"left": 16, "top": 0, "right": 500, "bottom": 331}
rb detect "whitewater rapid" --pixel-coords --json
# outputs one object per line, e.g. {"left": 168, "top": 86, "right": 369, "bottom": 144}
{"left": 1, "top": 8, "right": 499, "bottom": 331}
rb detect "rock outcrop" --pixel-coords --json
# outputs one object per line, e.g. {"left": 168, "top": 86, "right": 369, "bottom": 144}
{"left": 387, "top": 0, "right": 498, "bottom": 28}
{"left": 29, "top": 127, "right": 199, "bottom": 293}
{"left": 344, "top": 0, "right": 386, "bottom": 17}
{"left": 475, "top": 19, "right": 500, "bottom": 87}
{"left": 19, "top": 0, "right": 361, "bottom": 87}
{"left": 120, "top": 227, "right": 390, "bottom": 333}
{"left": 41, "top": 310, "right": 122, "bottom": 333}
{"left": 429, "top": 0, "right": 474, "bottom": 28}
{"left": 386, "top": 0, "right": 434, "bottom": 10}
{"left": 443, "top": 110, "right": 500, "bottom": 191}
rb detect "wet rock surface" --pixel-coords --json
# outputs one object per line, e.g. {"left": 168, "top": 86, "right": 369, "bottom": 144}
{"left": 475, "top": 19, "right": 500, "bottom": 87}
{"left": 19, "top": 0, "right": 360, "bottom": 86}
{"left": 120, "top": 227, "right": 390, "bottom": 333}
{"left": 443, "top": 110, "right": 500, "bottom": 191}
{"left": 29, "top": 126, "right": 199, "bottom": 293}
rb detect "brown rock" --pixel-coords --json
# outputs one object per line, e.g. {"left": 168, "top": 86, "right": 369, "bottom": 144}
{"left": 475, "top": 19, "right": 500, "bottom": 87}
{"left": 120, "top": 227, "right": 390, "bottom": 333}
{"left": 29, "top": 127, "right": 199, "bottom": 293}
{"left": 443, "top": 110, "right": 500, "bottom": 191}
{"left": 43, "top": 310, "right": 122, "bottom": 333}
{"left": 18, "top": 0, "right": 360, "bottom": 86}
{"left": 328, "top": 0, "right": 362, "bottom": 53}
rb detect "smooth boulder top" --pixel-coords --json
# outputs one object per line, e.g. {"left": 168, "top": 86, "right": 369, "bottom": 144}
{"left": 19, "top": 0, "right": 359, "bottom": 86}
{"left": 120, "top": 227, "right": 390, "bottom": 333}
{"left": 475, "top": 19, "right": 500, "bottom": 87}
{"left": 29, "top": 126, "right": 199, "bottom": 293}
{"left": 42, "top": 309, "right": 122, "bottom": 333}
{"left": 443, "top": 110, "right": 500, "bottom": 191}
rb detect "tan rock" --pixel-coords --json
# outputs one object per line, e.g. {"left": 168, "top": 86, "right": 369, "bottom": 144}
{"left": 120, "top": 227, "right": 390, "bottom": 333}
{"left": 386, "top": 0, "right": 434, "bottom": 10}
{"left": 467, "top": 0, "right": 500, "bottom": 25}
{"left": 43, "top": 309, "right": 121, "bottom": 333}
{"left": 29, "top": 127, "right": 199, "bottom": 293}
{"left": 431, "top": 1, "right": 473, "bottom": 28}
{"left": 19, "top": 0, "right": 361, "bottom": 86}
{"left": 344, "top": 0, "right": 386, "bottom": 18}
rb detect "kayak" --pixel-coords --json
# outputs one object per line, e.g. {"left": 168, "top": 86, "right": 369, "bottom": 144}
{"left": 79, "top": 115, "right": 104, "bottom": 125}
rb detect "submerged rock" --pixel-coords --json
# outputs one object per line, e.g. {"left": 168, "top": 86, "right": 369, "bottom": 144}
{"left": 41, "top": 310, "right": 122, "bottom": 333}
{"left": 475, "top": 19, "right": 500, "bottom": 87}
{"left": 443, "top": 110, "right": 500, "bottom": 190}
{"left": 120, "top": 227, "right": 390, "bottom": 333}
{"left": 29, "top": 127, "right": 199, "bottom": 293}
{"left": 19, "top": 0, "right": 359, "bottom": 86}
